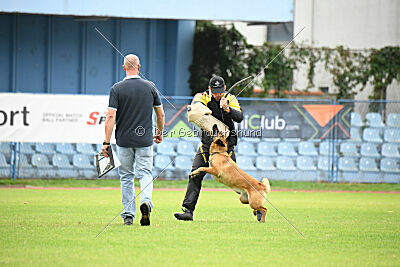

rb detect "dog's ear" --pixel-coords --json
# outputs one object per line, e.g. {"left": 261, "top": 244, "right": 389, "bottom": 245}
{"left": 215, "top": 139, "right": 225, "bottom": 147}
{"left": 212, "top": 124, "right": 219, "bottom": 136}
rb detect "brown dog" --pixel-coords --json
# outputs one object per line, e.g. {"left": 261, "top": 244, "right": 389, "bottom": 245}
{"left": 189, "top": 125, "right": 271, "bottom": 222}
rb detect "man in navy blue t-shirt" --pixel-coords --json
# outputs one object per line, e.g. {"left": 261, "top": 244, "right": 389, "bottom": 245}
{"left": 102, "top": 54, "right": 165, "bottom": 226}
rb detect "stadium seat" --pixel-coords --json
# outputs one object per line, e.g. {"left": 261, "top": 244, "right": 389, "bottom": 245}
{"left": 380, "top": 158, "right": 400, "bottom": 183}
{"left": 363, "top": 128, "right": 383, "bottom": 143}
{"left": 15, "top": 154, "right": 36, "bottom": 178}
{"left": 0, "top": 142, "right": 11, "bottom": 154}
{"left": 177, "top": 141, "right": 195, "bottom": 156}
{"left": 360, "top": 143, "right": 380, "bottom": 158}
{"left": 35, "top": 143, "right": 55, "bottom": 155}
{"left": 339, "top": 142, "right": 359, "bottom": 157}
{"left": 318, "top": 157, "right": 331, "bottom": 171}
{"left": 32, "top": 154, "right": 52, "bottom": 168}
{"left": 257, "top": 142, "right": 277, "bottom": 156}
{"left": 381, "top": 143, "right": 400, "bottom": 158}
{"left": 236, "top": 156, "right": 256, "bottom": 170}
{"left": 338, "top": 157, "right": 358, "bottom": 172}
{"left": 298, "top": 141, "right": 318, "bottom": 156}
{"left": 156, "top": 142, "right": 176, "bottom": 156}
{"left": 241, "top": 137, "right": 261, "bottom": 143}
{"left": 96, "top": 144, "right": 102, "bottom": 152}
{"left": 387, "top": 113, "right": 400, "bottom": 128}
{"left": 0, "top": 153, "right": 10, "bottom": 178}
{"left": 350, "top": 128, "right": 362, "bottom": 142}
{"left": 319, "top": 142, "right": 332, "bottom": 156}
{"left": 76, "top": 143, "right": 96, "bottom": 155}
{"left": 365, "top": 112, "right": 384, "bottom": 128}
{"left": 384, "top": 129, "right": 400, "bottom": 143}
{"left": 256, "top": 156, "right": 276, "bottom": 171}
{"left": 296, "top": 156, "right": 316, "bottom": 171}
{"left": 73, "top": 154, "right": 93, "bottom": 169}
{"left": 350, "top": 112, "right": 363, "bottom": 127}
{"left": 52, "top": 154, "right": 74, "bottom": 169}
{"left": 359, "top": 157, "right": 380, "bottom": 183}
{"left": 277, "top": 156, "right": 296, "bottom": 170}
{"left": 56, "top": 169, "right": 78, "bottom": 178}
{"left": 359, "top": 158, "right": 379, "bottom": 172}
{"left": 55, "top": 143, "right": 75, "bottom": 155}
{"left": 20, "top": 143, "right": 35, "bottom": 154}
{"left": 237, "top": 142, "right": 257, "bottom": 156}
{"left": 380, "top": 158, "right": 400, "bottom": 173}
{"left": 174, "top": 155, "right": 192, "bottom": 170}
{"left": 154, "top": 155, "right": 174, "bottom": 170}
{"left": 278, "top": 142, "right": 297, "bottom": 156}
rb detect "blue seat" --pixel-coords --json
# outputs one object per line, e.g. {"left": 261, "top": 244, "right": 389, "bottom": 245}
{"left": 237, "top": 142, "right": 256, "bottom": 156}
{"left": 236, "top": 156, "right": 256, "bottom": 170}
{"left": 360, "top": 143, "right": 380, "bottom": 158}
{"left": 35, "top": 143, "right": 55, "bottom": 155}
{"left": 365, "top": 112, "right": 384, "bottom": 128}
{"left": 156, "top": 142, "right": 176, "bottom": 156}
{"left": 76, "top": 143, "right": 96, "bottom": 155}
{"left": 16, "top": 154, "right": 36, "bottom": 178}
{"left": 277, "top": 156, "right": 296, "bottom": 170}
{"left": 73, "top": 154, "right": 93, "bottom": 169}
{"left": 32, "top": 154, "right": 52, "bottom": 168}
{"left": 338, "top": 157, "right": 358, "bottom": 172}
{"left": 387, "top": 113, "right": 400, "bottom": 128}
{"left": 257, "top": 142, "right": 277, "bottom": 156}
{"left": 177, "top": 141, "right": 195, "bottom": 156}
{"left": 350, "top": 128, "right": 362, "bottom": 142}
{"left": 359, "top": 158, "right": 379, "bottom": 172}
{"left": 0, "top": 153, "right": 9, "bottom": 168}
{"left": 20, "top": 143, "right": 35, "bottom": 154}
{"left": 154, "top": 155, "right": 174, "bottom": 170}
{"left": 241, "top": 137, "right": 261, "bottom": 143}
{"left": 52, "top": 154, "right": 73, "bottom": 169}
{"left": 384, "top": 129, "right": 400, "bottom": 143}
{"left": 363, "top": 128, "right": 383, "bottom": 143}
{"left": 278, "top": 142, "right": 297, "bottom": 156}
{"left": 298, "top": 142, "right": 318, "bottom": 156}
{"left": 0, "top": 142, "right": 11, "bottom": 154}
{"left": 256, "top": 156, "right": 276, "bottom": 171}
{"left": 174, "top": 155, "right": 192, "bottom": 170}
{"left": 340, "top": 143, "right": 359, "bottom": 157}
{"left": 380, "top": 158, "right": 400, "bottom": 183}
{"left": 380, "top": 158, "right": 400, "bottom": 173}
{"left": 296, "top": 156, "right": 316, "bottom": 171}
{"left": 318, "top": 157, "right": 330, "bottom": 171}
{"left": 350, "top": 112, "right": 363, "bottom": 127}
{"left": 319, "top": 142, "right": 332, "bottom": 156}
{"left": 381, "top": 143, "right": 400, "bottom": 158}
{"left": 56, "top": 143, "right": 75, "bottom": 155}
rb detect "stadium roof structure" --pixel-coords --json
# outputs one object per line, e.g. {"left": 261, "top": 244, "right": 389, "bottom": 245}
{"left": 0, "top": 0, "right": 293, "bottom": 22}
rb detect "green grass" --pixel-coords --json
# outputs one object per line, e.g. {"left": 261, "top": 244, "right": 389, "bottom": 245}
{"left": 1, "top": 178, "right": 400, "bottom": 192}
{"left": 0, "top": 188, "right": 399, "bottom": 266}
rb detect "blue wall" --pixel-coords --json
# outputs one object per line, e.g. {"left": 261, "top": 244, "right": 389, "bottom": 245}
{"left": 0, "top": 14, "right": 195, "bottom": 96}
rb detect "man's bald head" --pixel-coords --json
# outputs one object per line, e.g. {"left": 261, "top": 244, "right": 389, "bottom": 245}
{"left": 123, "top": 54, "right": 140, "bottom": 72}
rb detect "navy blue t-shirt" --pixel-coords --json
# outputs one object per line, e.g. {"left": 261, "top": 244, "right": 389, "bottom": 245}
{"left": 108, "top": 76, "right": 162, "bottom": 148}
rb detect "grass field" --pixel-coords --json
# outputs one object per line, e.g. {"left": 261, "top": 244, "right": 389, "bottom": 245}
{"left": 1, "top": 185, "right": 399, "bottom": 266}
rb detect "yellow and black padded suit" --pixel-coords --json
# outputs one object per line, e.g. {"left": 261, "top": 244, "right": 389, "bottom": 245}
{"left": 191, "top": 89, "right": 241, "bottom": 112}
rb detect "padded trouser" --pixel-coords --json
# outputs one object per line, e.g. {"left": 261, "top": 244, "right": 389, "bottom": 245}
{"left": 182, "top": 144, "right": 236, "bottom": 211}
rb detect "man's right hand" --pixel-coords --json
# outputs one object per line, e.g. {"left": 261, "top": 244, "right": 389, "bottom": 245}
{"left": 153, "top": 129, "right": 163, "bottom": 143}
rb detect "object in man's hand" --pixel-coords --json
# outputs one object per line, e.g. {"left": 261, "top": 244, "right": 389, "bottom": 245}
{"left": 96, "top": 146, "right": 121, "bottom": 178}
{"left": 187, "top": 102, "right": 230, "bottom": 138}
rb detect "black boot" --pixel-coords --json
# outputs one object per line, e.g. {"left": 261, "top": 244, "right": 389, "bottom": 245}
{"left": 174, "top": 208, "right": 193, "bottom": 221}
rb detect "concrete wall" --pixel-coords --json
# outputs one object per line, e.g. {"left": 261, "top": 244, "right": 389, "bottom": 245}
{"left": 293, "top": 0, "right": 400, "bottom": 100}
{"left": 0, "top": 14, "right": 195, "bottom": 96}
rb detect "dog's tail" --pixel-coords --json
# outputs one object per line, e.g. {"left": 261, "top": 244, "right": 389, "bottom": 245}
{"left": 262, "top": 178, "right": 271, "bottom": 194}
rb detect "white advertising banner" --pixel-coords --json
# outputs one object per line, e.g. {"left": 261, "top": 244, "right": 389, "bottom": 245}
{"left": 0, "top": 93, "right": 116, "bottom": 144}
